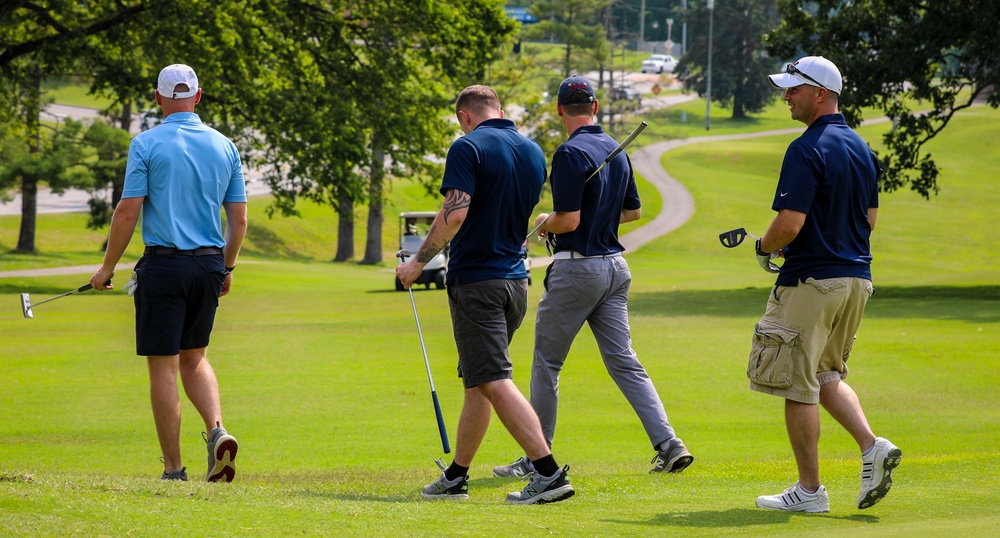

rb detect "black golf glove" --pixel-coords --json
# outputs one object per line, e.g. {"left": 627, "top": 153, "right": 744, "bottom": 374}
{"left": 755, "top": 239, "right": 781, "bottom": 273}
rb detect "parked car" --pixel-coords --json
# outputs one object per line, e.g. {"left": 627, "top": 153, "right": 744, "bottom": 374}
{"left": 396, "top": 212, "right": 447, "bottom": 290}
{"left": 640, "top": 54, "right": 678, "bottom": 74}
{"left": 610, "top": 86, "right": 642, "bottom": 110}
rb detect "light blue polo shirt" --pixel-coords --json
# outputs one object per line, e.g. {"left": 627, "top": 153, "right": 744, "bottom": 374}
{"left": 121, "top": 112, "right": 246, "bottom": 250}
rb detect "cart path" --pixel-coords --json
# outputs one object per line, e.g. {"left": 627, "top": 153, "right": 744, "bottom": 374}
{"left": 528, "top": 125, "right": 804, "bottom": 269}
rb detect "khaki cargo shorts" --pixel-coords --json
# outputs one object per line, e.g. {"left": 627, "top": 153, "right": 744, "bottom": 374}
{"left": 746, "top": 277, "right": 874, "bottom": 404}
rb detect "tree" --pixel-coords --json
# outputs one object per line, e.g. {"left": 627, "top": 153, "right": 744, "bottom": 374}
{"left": 766, "top": 0, "right": 1000, "bottom": 198}
{"left": 675, "top": 0, "right": 780, "bottom": 119}
{"left": 81, "top": 121, "right": 130, "bottom": 234}
{"left": 526, "top": 0, "right": 612, "bottom": 79}
{"left": 0, "top": 118, "right": 93, "bottom": 252}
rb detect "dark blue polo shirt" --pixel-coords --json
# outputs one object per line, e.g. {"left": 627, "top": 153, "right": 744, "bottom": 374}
{"left": 441, "top": 118, "right": 546, "bottom": 285}
{"left": 550, "top": 124, "right": 640, "bottom": 256}
{"left": 773, "top": 114, "right": 881, "bottom": 286}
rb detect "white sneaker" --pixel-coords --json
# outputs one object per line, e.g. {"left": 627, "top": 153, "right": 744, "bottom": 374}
{"left": 756, "top": 483, "right": 830, "bottom": 513}
{"left": 857, "top": 437, "right": 902, "bottom": 509}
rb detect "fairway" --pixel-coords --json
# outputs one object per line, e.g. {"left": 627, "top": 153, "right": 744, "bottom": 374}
{"left": 1, "top": 107, "right": 998, "bottom": 536}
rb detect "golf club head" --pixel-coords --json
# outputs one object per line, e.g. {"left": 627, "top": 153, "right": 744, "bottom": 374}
{"left": 20, "top": 293, "right": 33, "bottom": 319}
{"left": 396, "top": 249, "right": 411, "bottom": 262}
{"left": 719, "top": 228, "right": 749, "bottom": 248}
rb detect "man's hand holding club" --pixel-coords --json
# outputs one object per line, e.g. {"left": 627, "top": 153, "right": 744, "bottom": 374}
{"left": 755, "top": 239, "right": 782, "bottom": 274}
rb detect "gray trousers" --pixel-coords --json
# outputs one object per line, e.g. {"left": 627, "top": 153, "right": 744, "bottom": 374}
{"left": 530, "top": 254, "right": 677, "bottom": 449}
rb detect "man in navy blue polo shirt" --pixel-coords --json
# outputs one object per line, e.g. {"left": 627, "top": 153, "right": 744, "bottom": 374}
{"left": 396, "top": 85, "right": 574, "bottom": 505}
{"left": 90, "top": 64, "right": 247, "bottom": 483}
{"left": 750, "top": 56, "right": 901, "bottom": 513}
{"left": 493, "top": 76, "right": 693, "bottom": 480}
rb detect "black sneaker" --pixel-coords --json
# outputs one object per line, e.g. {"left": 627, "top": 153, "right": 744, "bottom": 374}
{"left": 650, "top": 438, "right": 694, "bottom": 473}
{"left": 161, "top": 467, "right": 188, "bottom": 481}
{"left": 505, "top": 465, "right": 575, "bottom": 505}
{"left": 421, "top": 458, "right": 469, "bottom": 500}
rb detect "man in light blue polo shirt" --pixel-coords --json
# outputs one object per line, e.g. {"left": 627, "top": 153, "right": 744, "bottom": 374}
{"left": 90, "top": 64, "right": 247, "bottom": 483}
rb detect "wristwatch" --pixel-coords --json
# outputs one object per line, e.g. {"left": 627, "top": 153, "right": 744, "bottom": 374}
{"left": 225, "top": 266, "right": 236, "bottom": 274}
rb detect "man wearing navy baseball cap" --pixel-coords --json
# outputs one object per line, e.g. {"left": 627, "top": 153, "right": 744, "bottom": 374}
{"left": 493, "top": 74, "right": 695, "bottom": 480}
{"left": 749, "top": 56, "right": 900, "bottom": 513}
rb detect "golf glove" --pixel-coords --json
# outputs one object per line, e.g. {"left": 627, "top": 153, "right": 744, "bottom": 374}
{"left": 755, "top": 239, "right": 781, "bottom": 274}
{"left": 123, "top": 271, "right": 138, "bottom": 296}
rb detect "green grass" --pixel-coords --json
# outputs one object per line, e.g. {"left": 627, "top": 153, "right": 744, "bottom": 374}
{"left": 41, "top": 77, "right": 116, "bottom": 110}
{"left": 1, "top": 104, "right": 998, "bottom": 535}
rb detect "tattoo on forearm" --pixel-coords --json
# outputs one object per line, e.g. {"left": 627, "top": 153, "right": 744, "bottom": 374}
{"left": 442, "top": 189, "right": 470, "bottom": 225}
{"left": 416, "top": 228, "right": 443, "bottom": 264}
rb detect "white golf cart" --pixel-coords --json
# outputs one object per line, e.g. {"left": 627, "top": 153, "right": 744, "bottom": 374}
{"left": 396, "top": 212, "right": 448, "bottom": 291}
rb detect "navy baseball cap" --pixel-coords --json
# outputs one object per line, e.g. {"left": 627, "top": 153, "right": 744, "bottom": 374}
{"left": 557, "top": 76, "right": 596, "bottom": 105}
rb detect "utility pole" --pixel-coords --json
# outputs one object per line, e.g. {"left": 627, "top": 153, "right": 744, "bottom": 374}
{"left": 682, "top": 0, "right": 688, "bottom": 56}
{"left": 706, "top": 0, "right": 714, "bottom": 130}
{"left": 639, "top": 0, "right": 646, "bottom": 44}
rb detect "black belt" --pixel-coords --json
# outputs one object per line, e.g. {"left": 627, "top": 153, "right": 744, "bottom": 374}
{"left": 143, "top": 246, "right": 223, "bottom": 256}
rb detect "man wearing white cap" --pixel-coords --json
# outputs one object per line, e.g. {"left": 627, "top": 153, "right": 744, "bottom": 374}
{"left": 90, "top": 64, "right": 247, "bottom": 483}
{"left": 748, "top": 56, "right": 901, "bottom": 512}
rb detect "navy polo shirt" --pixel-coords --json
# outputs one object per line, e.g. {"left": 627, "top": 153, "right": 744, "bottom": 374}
{"left": 772, "top": 114, "right": 881, "bottom": 286}
{"left": 440, "top": 118, "right": 546, "bottom": 286}
{"left": 550, "top": 124, "right": 640, "bottom": 256}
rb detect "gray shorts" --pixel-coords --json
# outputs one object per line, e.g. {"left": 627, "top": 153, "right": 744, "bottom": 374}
{"left": 447, "top": 278, "right": 528, "bottom": 389}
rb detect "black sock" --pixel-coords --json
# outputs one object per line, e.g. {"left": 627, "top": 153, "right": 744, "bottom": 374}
{"left": 445, "top": 462, "right": 468, "bottom": 481}
{"left": 531, "top": 455, "right": 558, "bottom": 477}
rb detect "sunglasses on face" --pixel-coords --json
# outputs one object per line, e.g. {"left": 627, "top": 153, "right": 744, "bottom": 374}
{"left": 786, "top": 63, "right": 827, "bottom": 91}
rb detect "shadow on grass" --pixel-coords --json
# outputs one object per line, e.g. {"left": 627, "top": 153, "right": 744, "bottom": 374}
{"left": 629, "top": 286, "right": 1000, "bottom": 323}
{"left": 604, "top": 508, "right": 879, "bottom": 528}
{"left": 0, "top": 282, "right": 97, "bottom": 296}
{"left": 238, "top": 221, "right": 316, "bottom": 261}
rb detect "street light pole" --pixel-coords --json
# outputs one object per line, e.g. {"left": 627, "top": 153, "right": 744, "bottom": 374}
{"left": 682, "top": 0, "right": 688, "bottom": 56}
{"left": 706, "top": 0, "right": 714, "bottom": 131}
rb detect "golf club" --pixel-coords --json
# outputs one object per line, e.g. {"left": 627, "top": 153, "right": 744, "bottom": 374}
{"left": 526, "top": 120, "right": 649, "bottom": 241}
{"left": 718, "top": 227, "right": 760, "bottom": 248}
{"left": 20, "top": 281, "right": 108, "bottom": 319}
{"left": 396, "top": 249, "right": 451, "bottom": 454}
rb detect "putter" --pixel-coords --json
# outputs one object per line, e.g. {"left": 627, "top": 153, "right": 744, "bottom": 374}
{"left": 526, "top": 120, "right": 649, "bottom": 241}
{"left": 20, "top": 281, "right": 107, "bottom": 319}
{"left": 719, "top": 227, "right": 760, "bottom": 248}
{"left": 396, "top": 249, "right": 452, "bottom": 454}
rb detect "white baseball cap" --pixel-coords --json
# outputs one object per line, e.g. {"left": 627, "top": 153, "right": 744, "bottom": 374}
{"left": 768, "top": 56, "right": 842, "bottom": 94}
{"left": 157, "top": 64, "right": 199, "bottom": 99}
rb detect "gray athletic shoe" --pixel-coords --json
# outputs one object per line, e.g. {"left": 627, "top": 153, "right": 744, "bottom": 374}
{"left": 204, "top": 421, "right": 238, "bottom": 483}
{"left": 493, "top": 456, "right": 534, "bottom": 478}
{"left": 650, "top": 438, "right": 694, "bottom": 473}
{"left": 161, "top": 467, "right": 188, "bottom": 481}
{"left": 421, "top": 458, "right": 469, "bottom": 500}
{"left": 505, "top": 465, "right": 575, "bottom": 505}
{"left": 857, "top": 437, "right": 902, "bottom": 509}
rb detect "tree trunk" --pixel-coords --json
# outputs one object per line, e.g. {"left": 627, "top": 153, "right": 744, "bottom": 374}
{"left": 361, "top": 133, "right": 384, "bottom": 265}
{"left": 15, "top": 66, "right": 42, "bottom": 254}
{"left": 597, "top": 63, "right": 606, "bottom": 125}
{"left": 334, "top": 189, "right": 354, "bottom": 262}
{"left": 732, "top": 91, "right": 747, "bottom": 120}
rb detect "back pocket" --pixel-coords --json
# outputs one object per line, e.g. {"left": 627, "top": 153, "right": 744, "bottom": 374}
{"left": 747, "top": 321, "right": 799, "bottom": 388}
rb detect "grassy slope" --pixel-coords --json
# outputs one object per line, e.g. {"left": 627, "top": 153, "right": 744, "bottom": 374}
{"left": 0, "top": 104, "right": 998, "bottom": 536}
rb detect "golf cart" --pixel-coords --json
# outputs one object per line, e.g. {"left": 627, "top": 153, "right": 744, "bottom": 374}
{"left": 396, "top": 212, "right": 448, "bottom": 291}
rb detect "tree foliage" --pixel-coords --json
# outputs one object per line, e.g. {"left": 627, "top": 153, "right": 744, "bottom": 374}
{"left": 1, "top": 1, "right": 516, "bottom": 260}
{"left": 766, "top": 0, "right": 1000, "bottom": 198}
{"left": 525, "top": 0, "right": 612, "bottom": 78}
{"left": 675, "top": 0, "right": 780, "bottom": 120}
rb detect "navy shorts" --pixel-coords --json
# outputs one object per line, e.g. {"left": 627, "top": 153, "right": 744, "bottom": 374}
{"left": 133, "top": 254, "right": 226, "bottom": 356}
{"left": 447, "top": 278, "right": 528, "bottom": 389}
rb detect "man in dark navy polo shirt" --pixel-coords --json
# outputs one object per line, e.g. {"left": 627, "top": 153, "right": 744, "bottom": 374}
{"left": 750, "top": 56, "right": 901, "bottom": 513}
{"left": 493, "top": 75, "right": 694, "bottom": 480}
{"left": 397, "top": 85, "right": 574, "bottom": 505}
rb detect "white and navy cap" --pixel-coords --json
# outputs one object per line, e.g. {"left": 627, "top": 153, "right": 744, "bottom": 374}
{"left": 768, "top": 56, "right": 842, "bottom": 94}
{"left": 157, "top": 64, "right": 199, "bottom": 99}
